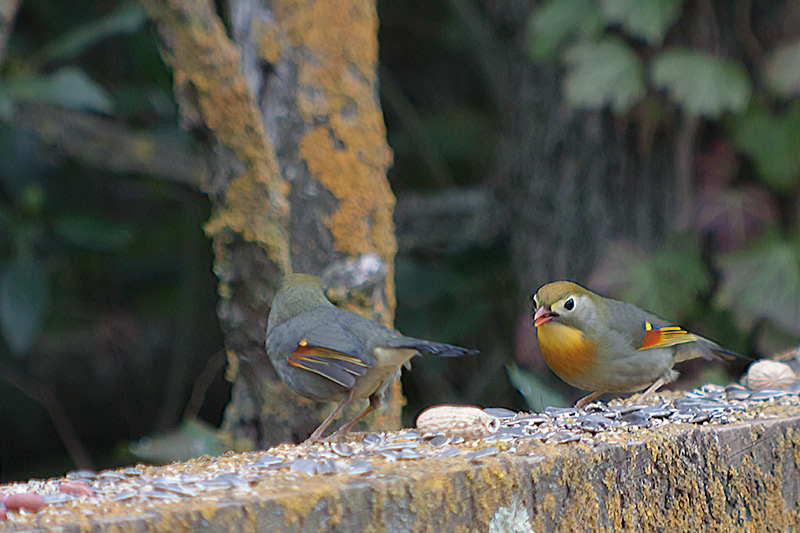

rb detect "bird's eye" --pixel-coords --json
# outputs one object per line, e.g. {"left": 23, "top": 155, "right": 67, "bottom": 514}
{"left": 563, "top": 298, "right": 575, "bottom": 311}
{"left": 531, "top": 295, "right": 538, "bottom": 308}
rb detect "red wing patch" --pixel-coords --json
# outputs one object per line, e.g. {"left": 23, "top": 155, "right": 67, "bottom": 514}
{"left": 637, "top": 322, "right": 698, "bottom": 351}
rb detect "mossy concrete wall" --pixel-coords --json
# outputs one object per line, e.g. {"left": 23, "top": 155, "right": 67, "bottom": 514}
{"left": 4, "top": 411, "right": 800, "bottom": 531}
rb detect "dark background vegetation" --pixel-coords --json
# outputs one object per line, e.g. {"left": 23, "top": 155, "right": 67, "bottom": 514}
{"left": 2, "top": 0, "right": 800, "bottom": 481}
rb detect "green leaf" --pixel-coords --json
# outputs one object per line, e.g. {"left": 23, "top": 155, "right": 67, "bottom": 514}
{"left": 6, "top": 67, "right": 113, "bottom": 113}
{"left": 564, "top": 37, "right": 645, "bottom": 112}
{"left": 764, "top": 41, "right": 800, "bottom": 97}
{"left": 53, "top": 213, "right": 136, "bottom": 251}
{"left": 730, "top": 105, "right": 800, "bottom": 193}
{"left": 129, "top": 418, "right": 225, "bottom": 463}
{"left": 526, "top": 0, "right": 603, "bottom": 62}
{"left": 32, "top": 3, "right": 147, "bottom": 68}
{"left": 588, "top": 236, "right": 710, "bottom": 320}
{"left": 600, "top": 0, "right": 685, "bottom": 45}
{"left": 0, "top": 254, "right": 50, "bottom": 355}
{"left": 651, "top": 49, "right": 751, "bottom": 117}
{"left": 716, "top": 236, "right": 800, "bottom": 336}
{"left": 507, "top": 363, "right": 570, "bottom": 412}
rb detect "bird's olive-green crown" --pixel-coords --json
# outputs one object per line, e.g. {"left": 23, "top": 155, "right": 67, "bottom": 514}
{"left": 532, "top": 280, "right": 595, "bottom": 309}
{"left": 267, "top": 273, "right": 333, "bottom": 332}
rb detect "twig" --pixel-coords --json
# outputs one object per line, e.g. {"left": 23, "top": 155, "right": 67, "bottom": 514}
{"left": 380, "top": 67, "right": 454, "bottom": 188}
{"left": 445, "top": 0, "right": 509, "bottom": 118}
{"left": 156, "top": 201, "right": 207, "bottom": 430}
{"left": 0, "top": 361, "right": 94, "bottom": 470}
{"left": 674, "top": 115, "right": 700, "bottom": 228}
{"left": 0, "top": 0, "right": 21, "bottom": 68}
{"left": 8, "top": 104, "right": 207, "bottom": 187}
{"left": 735, "top": 0, "right": 763, "bottom": 68}
{"left": 183, "top": 350, "right": 227, "bottom": 420}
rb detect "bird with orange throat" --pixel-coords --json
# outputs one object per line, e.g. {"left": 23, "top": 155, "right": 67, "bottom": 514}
{"left": 531, "top": 281, "right": 746, "bottom": 408}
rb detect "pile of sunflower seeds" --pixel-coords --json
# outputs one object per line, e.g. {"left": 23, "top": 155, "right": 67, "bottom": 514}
{"left": 1, "top": 380, "right": 799, "bottom": 527}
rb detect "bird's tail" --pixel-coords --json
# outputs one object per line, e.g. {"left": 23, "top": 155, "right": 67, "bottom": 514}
{"left": 674, "top": 335, "right": 749, "bottom": 363}
{"left": 383, "top": 337, "right": 478, "bottom": 358}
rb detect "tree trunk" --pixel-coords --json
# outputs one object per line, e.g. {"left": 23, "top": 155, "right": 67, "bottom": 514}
{"left": 142, "top": 0, "right": 396, "bottom": 448}
{"left": 501, "top": 69, "right": 679, "bottom": 297}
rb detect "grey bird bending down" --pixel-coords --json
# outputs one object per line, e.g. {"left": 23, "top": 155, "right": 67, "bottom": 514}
{"left": 266, "top": 273, "right": 478, "bottom": 441}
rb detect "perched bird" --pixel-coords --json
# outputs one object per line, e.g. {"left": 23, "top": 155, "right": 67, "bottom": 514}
{"left": 266, "top": 273, "right": 477, "bottom": 441}
{"left": 531, "top": 280, "right": 743, "bottom": 408}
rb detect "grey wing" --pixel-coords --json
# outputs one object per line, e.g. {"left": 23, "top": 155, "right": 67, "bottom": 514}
{"left": 603, "top": 298, "right": 657, "bottom": 345}
{"left": 604, "top": 299, "right": 744, "bottom": 362}
{"left": 268, "top": 312, "right": 375, "bottom": 388}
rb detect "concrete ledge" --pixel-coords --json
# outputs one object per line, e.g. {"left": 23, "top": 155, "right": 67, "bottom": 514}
{"left": 2, "top": 400, "right": 800, "bottom": 531}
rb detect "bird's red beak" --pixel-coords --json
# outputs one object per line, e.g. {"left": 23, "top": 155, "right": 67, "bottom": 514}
{"left": 533, "top": 306, "right": 558, "bottom": 327}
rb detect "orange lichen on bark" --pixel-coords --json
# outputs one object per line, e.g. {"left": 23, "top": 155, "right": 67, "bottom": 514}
{"left": 142, "top": 0, "right": 290, "bottom": 272}
{"left": 264, "top": 0, "right": 395, "bottom": 292}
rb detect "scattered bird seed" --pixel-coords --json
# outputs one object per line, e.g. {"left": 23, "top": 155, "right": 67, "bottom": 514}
{"left": 108, "top": 491, "right": 137, "bottom": 502}
{"left": 547, "top": 432, "right": 581, "bottom": 444}
{"left": 316, "top": 459, "right": 340, "bottom": 475}
{"left": 483, "top": 407, "right": 518, "bottom": 419}
{"left": 346, "top": 461, "right": 373, "bottom": 475}
{"left": 289, "top": 459, "right": 319, "bottom": 475}
{"left": 331, "top": 442, "right": 354, "bottom": 457}
{"left": 42, "top": 493, "right": 74, "bottom": 505}
{"left": 422, "top": 433, "right": 448, "bottom": 447}
{"left": 254, "top": 454, "right": 283, "bottom": 466}
{"left": 466, "top": 447, "right": 499, "bottom": 460}
{"left": 363, "top": 433, "right": 383, "bottom": 445}
{"left": 544, "top": 407, "right": 578, "bottom": 417}
{"left": 397, "top": 448, "right": 426, "bottom": 460}
{"left": 436, "top": 448, "right": 462, "bottom": 458}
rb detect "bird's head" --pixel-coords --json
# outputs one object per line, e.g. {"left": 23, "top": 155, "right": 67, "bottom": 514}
{"left": 531, "top": 280, "right": 602, "bottom": 334}
{"left": 268, "top": 273, "right": 332, "bottom": 332}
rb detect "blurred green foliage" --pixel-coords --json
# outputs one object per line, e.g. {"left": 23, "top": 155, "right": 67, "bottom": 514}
{"left": 0, "top": 0, "right": 226, "bottom": 481}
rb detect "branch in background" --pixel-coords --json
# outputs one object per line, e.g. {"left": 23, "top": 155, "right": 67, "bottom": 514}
{"left": 183, "top": 350, "right": 226, "bottom": 421}
{"left": 156, "top": 200, "right": 210, "bottom": 431}
{"left": 0, "top": 0, "right": 21, "bottom": 68}
{"left": 0, "top": 361, "right": 94, "bottom": 470}
{"left": 380, "top": 67, "right": 454, "bottom": 188}
{"left": 9, "top": 103, "right": 208, "bottom": 187}
{"left": 395, "top": 186, "right": 508, "bottom": 253}
{"left": 675, "top": 115, "right": 700, "bottom": 227}
{"left": 445, "top": 0, "right": 510, "bottom": 118}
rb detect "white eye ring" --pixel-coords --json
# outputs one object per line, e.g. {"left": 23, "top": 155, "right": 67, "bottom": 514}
{"left": 563, "top": 297, "right": 575, "bottom": 311}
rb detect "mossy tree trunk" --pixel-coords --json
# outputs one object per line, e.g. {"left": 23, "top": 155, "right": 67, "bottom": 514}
{"left": 142, "top": 0, "right": 396, "bottom": 447}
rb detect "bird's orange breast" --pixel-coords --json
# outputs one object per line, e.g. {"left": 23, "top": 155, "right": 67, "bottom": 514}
{"left": 536, "top": 322, "right": 595, "bottom": 385}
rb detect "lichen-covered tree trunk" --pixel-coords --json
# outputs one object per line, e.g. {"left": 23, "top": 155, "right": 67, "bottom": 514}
{"left": 142, "top": 0, "right": 396, "bottom": 447}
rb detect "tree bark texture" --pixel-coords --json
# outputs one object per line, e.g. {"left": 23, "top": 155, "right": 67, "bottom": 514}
{"left": 0, "top": 0, "right": 21, "bottom": 67}
{"left": 496, "top": 58, "right": 678, "bottom": 306}
{"left": 142, "top": 0, "right": 396, "bottom": 447}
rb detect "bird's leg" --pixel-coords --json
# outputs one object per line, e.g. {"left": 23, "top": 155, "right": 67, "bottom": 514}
{"left": 306, "top": 390, "right": 354, "bottom": 443}
{"left": 574, "top": 391, "right": 603, "bottom": 409}
{"left": 333, "top": 390, "right": 384, "bottom": 436}
{"left": 635, "top": 377, "right": 665, "bottom": 404}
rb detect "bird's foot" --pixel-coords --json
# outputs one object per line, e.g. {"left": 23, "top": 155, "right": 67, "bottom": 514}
{"left": 574, "top": 391, "right": 603, "bottom": 410}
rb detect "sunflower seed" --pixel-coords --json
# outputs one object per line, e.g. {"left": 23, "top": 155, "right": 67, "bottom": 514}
{"left": 466, "top": 447, "right": 499, "bottom": 460}
{"left": 346, "top": 461, "right": 373, "bottom": 475}
{"left": 483, "top": 407, "right": 518, "bottom": 419}
{"left": 331, "top": 442, "right": 354, "bottom": 457}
